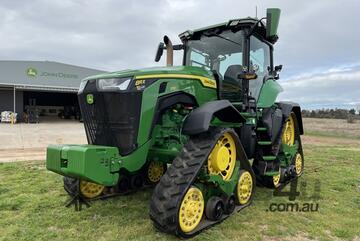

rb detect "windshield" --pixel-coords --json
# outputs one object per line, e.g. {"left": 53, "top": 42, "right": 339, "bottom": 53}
{"left": 185, "top": 30, "right": 245, "bottom": 101}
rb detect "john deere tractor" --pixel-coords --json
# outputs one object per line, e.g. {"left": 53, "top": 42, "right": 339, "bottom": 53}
{"left": 46, "top": 8, "right": 304, "bottom": 237}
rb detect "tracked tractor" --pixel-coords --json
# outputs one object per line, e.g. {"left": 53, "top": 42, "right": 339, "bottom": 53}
{"left": 46, "top": 8, "right": 304, "bottom": 237}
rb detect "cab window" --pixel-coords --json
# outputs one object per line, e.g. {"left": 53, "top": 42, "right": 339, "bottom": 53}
{"left": 249, "top": 36, "right": 271, "bottom": 100}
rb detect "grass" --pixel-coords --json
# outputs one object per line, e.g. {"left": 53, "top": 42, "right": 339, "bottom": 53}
{"left": 305, "top": 130, "right": 360, "bottom": 140}
{"left": 0, "top": 128, "right": 359, "bottom": 240}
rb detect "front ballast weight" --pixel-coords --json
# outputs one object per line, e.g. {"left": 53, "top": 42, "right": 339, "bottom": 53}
{"left": 46, "top": 144, "right": 121, "bottom": 187}
{"left": 47, "top": 144, "right": 168, "bottom": 202}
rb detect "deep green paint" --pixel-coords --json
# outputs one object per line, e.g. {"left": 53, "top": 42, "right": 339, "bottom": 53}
{"left": 278, "top": 143, "right": 299, "bottom": 167}
{"left": 147, "top": 108, "right": 189, "bottom": 163}
{"left": 46, "top": 141, "right": 153, "bottom": 186}
{"left": 206, "top": 162, "right": 240, "bottom": 196}
{"left": 257, "top": 79, "right": 283, "bottom": 108}
{"left": 196, "top": 162, "right": 240, "bottom": 202}
{"left": 137, "top": 77, "right": 217, "bottom": 145}
{"left": 211, "top": 117, "right": 242, "bottom": 128}
{"left": 46, "top": 144, "right": 120, "bottom": 186}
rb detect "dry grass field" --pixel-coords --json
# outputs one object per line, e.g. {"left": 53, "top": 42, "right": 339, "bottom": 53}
{"left": 303, "top": 117, "right": 360, "bottom": 140}
{"left": 0, "top": 118, "right": 359, "bottom": 241}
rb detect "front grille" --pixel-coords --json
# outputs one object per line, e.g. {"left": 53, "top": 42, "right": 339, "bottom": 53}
{"left": 79, "top": 82, "right": 142, "bottom": 156}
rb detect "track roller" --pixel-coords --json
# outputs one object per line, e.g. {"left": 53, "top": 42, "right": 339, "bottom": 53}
{"left": 205, "top": 196, "right": 224, "bottom": 221}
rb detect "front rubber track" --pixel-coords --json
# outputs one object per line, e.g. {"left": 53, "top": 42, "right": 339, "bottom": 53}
{"left": 149, "top": 127, "right": 249, "bottom": 238}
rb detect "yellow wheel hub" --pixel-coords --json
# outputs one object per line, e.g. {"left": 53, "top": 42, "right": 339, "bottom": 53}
{"left": 147, "top": 161, "right": 165, "bottom": 183}
{"left": 282, "top": 114, "right": 295, "bottom": 146}
{"left": 208, "top": 132, "right": 236, "bottom": 181}
{"left": 237, "top": 171, "right": 253, "bottom": 205}
{"left": 295, "top": 153, "right": 303, "bottom": 175}
{"left": 79, "top": 180, "right": 105, "bottom": 199}
{"left": 178, "top": 187, "right": 204, "bottom": 233}
{"left": 273, "top": 172, "right": 281, "bottom": 187}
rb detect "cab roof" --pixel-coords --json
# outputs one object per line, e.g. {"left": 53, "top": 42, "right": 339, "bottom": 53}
{"left": 179, "top": 17, "right": 270, "bottom": 43}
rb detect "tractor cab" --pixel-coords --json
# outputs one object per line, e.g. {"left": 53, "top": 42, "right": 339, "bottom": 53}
{"left": 156, "top": 8, "right": 281, "bottom": 110}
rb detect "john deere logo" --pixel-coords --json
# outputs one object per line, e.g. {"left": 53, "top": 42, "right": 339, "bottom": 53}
{"left": 86, "top": 94, "right": 94, "bottom": 104}
{"left": 26, "top": 68, "right": 37, "bottom": 77}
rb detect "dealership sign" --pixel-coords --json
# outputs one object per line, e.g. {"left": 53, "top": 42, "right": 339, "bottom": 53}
{"left": 26, "top": 67, "right": 79, "bottom": 79}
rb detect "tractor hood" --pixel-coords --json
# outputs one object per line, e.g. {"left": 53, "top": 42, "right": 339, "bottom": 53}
{"left": 84, "top": 66, "right": 214, "bottom": 81}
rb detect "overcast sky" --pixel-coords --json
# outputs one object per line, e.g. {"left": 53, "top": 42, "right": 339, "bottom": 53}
{"left": 0, "top": 0, "right": 359, "bottom": 109}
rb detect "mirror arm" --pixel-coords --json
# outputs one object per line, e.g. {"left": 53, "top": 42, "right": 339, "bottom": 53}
{"left": 246, "top": 17, "right": 266, "bottom": 37}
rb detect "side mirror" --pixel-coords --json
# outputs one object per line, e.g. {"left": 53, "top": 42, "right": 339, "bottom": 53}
{"left": 266, "top": 8, "right": 281, "bottom": 41}
{"left": 154, "top": 42, "right": 165, "bottom": 62}
{"left": 275, "top": 65, "right": 282, "bottom": 72}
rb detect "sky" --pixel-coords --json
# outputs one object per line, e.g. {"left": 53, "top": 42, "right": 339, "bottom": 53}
{"left": 0, "top": 0, "right": 359, "bottom": 110}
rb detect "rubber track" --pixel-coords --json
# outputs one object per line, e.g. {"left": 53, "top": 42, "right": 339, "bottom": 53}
{"left": 149, "top": 128, "right": 250, "bottom": 238}
{"left": 256, "top": 112, "right": 304, "bottom": 188}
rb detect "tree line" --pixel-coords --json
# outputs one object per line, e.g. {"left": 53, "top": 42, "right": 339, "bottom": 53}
{"left": 301, "top": 108, "right": 358, "bottom": 120}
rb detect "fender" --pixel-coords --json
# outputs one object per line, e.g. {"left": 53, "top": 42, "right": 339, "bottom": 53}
{"left": 182, "top": 100, "right": 245, "bottom": 135}
{"left": 149, "top": 91, "right": 198, "bottom": 138}
{"left": 277, "top": 101, "right": 304, "bottom": 135}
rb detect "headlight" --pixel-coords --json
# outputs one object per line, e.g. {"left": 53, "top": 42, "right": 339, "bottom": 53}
{"left": 97, "top": 78, "right": 131, "bottom": 91}
{"left": 78, "top": 79, "right": 88, "bottom": 94}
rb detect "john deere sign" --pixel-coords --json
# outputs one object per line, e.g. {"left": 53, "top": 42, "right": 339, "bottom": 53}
{"left": 26, "top": 68, "right": 37, "bottom": 77}
{"left": 26, "top": 67, "right": 78, "bottom": 79}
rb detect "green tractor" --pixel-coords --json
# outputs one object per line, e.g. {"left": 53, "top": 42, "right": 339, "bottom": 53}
{"left": 46, "top": 8, "right": 304, "bottom": 237}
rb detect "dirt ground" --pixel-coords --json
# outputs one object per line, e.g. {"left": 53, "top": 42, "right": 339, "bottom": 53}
{"left": 0, "top": 117, "right": 359, "bottom": 162}
{"left": 0, "top": 118, "right": 86, "bottom": 162}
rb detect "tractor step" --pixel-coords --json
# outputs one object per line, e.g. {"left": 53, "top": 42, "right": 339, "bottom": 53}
{"left": 257, "top": 141, "right": 272, "bottom": 145}
{"left": 262, "top": 155, "right": 277, "bottom": 161}
{"left": 264, "top": 171, "right": 279, "bottom": 176}
{"left": 256, "top": 127, "right": 267, "bottom": 131}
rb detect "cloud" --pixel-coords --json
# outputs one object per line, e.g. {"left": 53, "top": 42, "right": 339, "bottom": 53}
{"left": 279, "top": 64, "right": 360, "bottom": 109}
{"left": 0, "top": 0, "right": 359, "bottom": 108}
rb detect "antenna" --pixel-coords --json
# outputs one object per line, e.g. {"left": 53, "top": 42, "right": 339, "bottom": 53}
{"left": 255, "top": 6, "right": 258, "bottom": 18}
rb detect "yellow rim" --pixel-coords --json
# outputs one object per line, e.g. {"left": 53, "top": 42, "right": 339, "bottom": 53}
{"left": 178, "top": 187, "right": 204, "bottom": 233}
{"left": 79, "top": 180, "right": 105, "bottom": 199}
{"left": 282, "top": 114, "right": 295, "bottom": 146}
{"left": 147, "top": 161, "right": 165, "bottom": 183}
{"left": 237, "top": 171, "right": 253, "bottom": 205}
{"left": 207, "top": 132, "right": 236, "bottom": 181}
{"left": 273, "top": 172, "right": 281, "bottom": 187}
{"left": 295, "top": 153, "right": 303, "bottom": 175}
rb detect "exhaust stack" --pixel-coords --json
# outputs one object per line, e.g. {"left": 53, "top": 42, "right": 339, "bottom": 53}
{"left": 163, "top": 35, "right": 173, "bottom": 67}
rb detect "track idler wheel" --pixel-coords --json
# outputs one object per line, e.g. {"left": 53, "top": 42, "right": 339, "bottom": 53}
{"left": 294, "top": 152, "right": 304, "bottom": 176}
{"left": 205, "top": 196, "right": 224, "bottom": 221}
{"left": 79, "top": 180, "right": 105, "bottom": 199}
{"left": 224, "top": 194, "right": 236, "bottom": 214}
{"left": 63, "top": 177, "right": 105, "bottom": 199}
{"left": 236, "top": 170, "right": 254, "bottom": 205}
{"left": 178, "top": 186, "right": 205, "bottom": 233}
